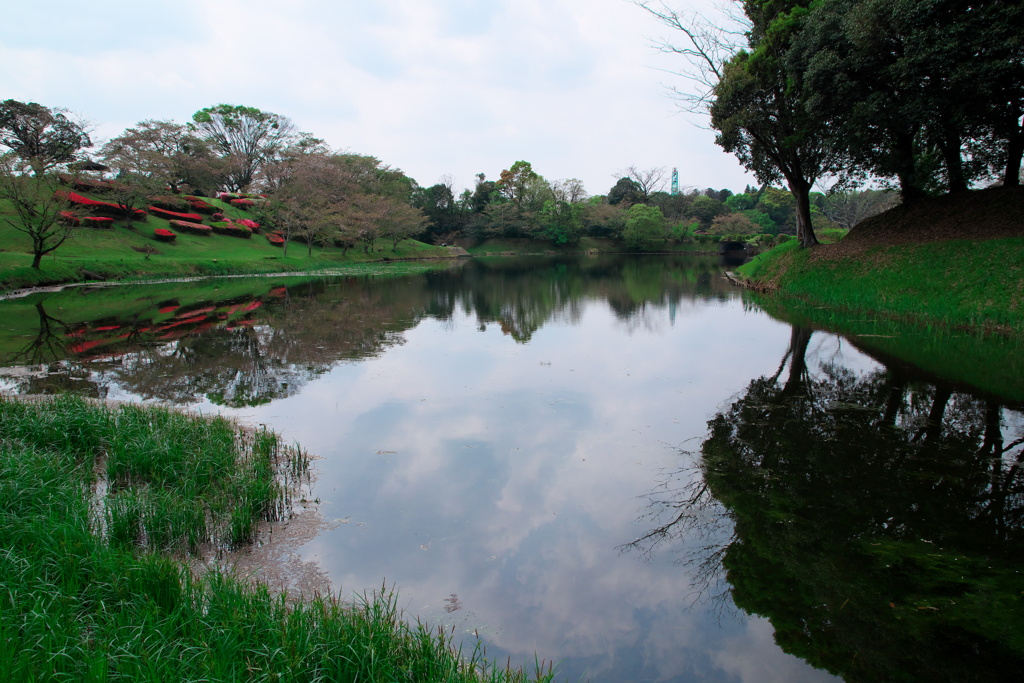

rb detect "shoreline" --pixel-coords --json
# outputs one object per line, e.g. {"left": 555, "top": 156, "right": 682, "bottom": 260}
{"left": 0, "top": 254, "right": 468, "bottom": 300}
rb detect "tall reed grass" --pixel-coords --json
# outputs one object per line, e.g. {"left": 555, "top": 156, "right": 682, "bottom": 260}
{"left": 0, "top": 395, "right": 554, "bottom": 682}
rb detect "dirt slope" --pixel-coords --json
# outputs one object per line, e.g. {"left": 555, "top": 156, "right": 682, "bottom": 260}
{"left": 815, "top": 185, "right": 1024, "bottom": 260}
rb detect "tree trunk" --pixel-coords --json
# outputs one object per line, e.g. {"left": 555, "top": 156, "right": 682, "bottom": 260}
{"left": 787, "top": 176, "right": 819, "bottom": 248}
{"left": 1003, "top": 118, "right": 1023, "bottom": 187}
{"left": 939, "top": 123, "right": 968, "bottom": 193}
{"left": 879, "top": 373, "right": 908, "bottom": 428}
{"left": 922, "top": 385, "right": 952, "bottom": 445}
{"left": 782, "top": 325, "right": 813, "bottom": 396}
{"left": 893, "top": 131, "right": 928, "bottom": 204}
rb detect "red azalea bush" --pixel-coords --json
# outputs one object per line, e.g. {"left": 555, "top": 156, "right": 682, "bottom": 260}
{"left": 211, "top": 212, "right": 225, "bottom": 221}
{"left": 60, "top": 210, "right": 81, "bottom": 226}
{"left": 266, "top": 232, "right": 285, "bottom": 246}
{"left": 56, "top": 191, "right": 147, "bottom": 219}
{"left": 82, "top": 216, "right": 115, "bottom": 229}
{"left": 229, "top": 198, "right": 255, "bottom": 209}
{"left": 148, "top": 206, "right": 204, "bottom": 222}
{"left": 210, "top": 222, "right": 252, "bottom": 239}
{"left": 169, "top": 219, "right": 212, "bottom": 236}
{"left": 234, "top": 218, "right": 260, "bottom": 232}
{"left": 154, "top": 228, "right": 177, "bottom": 242}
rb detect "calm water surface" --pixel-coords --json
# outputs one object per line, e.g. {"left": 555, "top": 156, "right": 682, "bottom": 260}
{"left": 1, "top": 255, "right": 1020, "bottom": 682}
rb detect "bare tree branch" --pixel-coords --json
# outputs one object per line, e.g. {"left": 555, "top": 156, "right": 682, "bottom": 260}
{"left": 629, "top": 1, "right": 747, "bottom": 114}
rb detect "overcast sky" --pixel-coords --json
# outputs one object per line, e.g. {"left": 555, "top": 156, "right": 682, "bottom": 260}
{"left": 0, "top": 0, "right": 755, "bottom": 197}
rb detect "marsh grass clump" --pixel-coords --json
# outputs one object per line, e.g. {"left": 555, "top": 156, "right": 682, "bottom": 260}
{"left": 100, "top": 402, "right": 293, "bottom": 551}
{"left": 0, "top": 395, "right": 553, "bottom": 682}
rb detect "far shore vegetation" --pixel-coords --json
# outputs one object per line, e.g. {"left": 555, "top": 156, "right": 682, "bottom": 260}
{"left": 1, "top": 98, "right": 905, "bottom": 295}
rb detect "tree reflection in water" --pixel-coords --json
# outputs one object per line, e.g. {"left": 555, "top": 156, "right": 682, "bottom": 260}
{"left": 0, "top": 255, "right": 733, "bottom": 405}
{"left": 627, "top": 325, "right": 1024, "bottom": 682}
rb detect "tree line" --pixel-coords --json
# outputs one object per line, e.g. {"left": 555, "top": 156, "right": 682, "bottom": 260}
{"left": 2, "top": 96, "right": 900, "bottom": 269}
{"left": 635, "top": 0, "right": 1024, "bottom": 248}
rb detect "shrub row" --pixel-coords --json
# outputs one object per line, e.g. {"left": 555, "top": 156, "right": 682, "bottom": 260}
{"left": 266, "top": 232, "right": 285, "bottom": 246}
{"left": 218, "top": 192, "right": 265, "bottom": 200}
{"left": 153, "top": 228, "right": 177, "bottom": 242}
{"left": 169, "top": 219, "right": 212, "bottom": 236}
{"left": 56, "top": 191, "right": 147, "bottom": 219}
{"left": 83, "top": 216, "right": 115, "bottom": 229}
{"left": 149, "top": 206, "right": 204, "bottom": 222}
{"left": 59, "top": 211, "right": 114, "bottom": 228}
{"left": 184, "top": 196, "right": 217, "bottom": 214}
{"left": 149, "top": 195, "right": 191, "bottom": 212}
{"left": 210, "top": 222, "right": 252, "bottom": 239}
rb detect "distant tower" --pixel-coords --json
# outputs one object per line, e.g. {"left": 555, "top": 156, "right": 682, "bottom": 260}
{"left": 671, "top": 167, "right": 679, "bottom": 195}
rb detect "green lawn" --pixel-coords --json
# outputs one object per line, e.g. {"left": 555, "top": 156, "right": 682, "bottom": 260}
{"left": 736, "top": 236, "right": 1024, "bottom": 335}
{"left": 0, "top": 193, "right": 451, "bottom": 291}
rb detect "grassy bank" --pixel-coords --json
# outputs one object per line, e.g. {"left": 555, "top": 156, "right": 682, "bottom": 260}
{"left": 0, "top": 396, "right": 553, "bottom": 682}
{"left": 738, "top": 236, "right": 1024, "bottom": 334}
{"left": 0, "top": 193, "right": 453, "bottom": 293}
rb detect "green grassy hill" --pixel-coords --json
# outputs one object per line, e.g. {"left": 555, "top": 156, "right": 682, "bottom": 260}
{"left": 735, "top": 186, "right": 1024, "bottom": 335}
{"left": 0, "top": 189, "right": 450, "bottom": 292}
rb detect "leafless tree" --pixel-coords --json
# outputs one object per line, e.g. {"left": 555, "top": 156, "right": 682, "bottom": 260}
{"left": 273, "top": 153, "right": 349, "bottom": 256}
{"left": 616, "top": 165, "right": 668, "bottom": 201}
{"left": 0, "top": 153, "right": 76, "bottom": 268}
{"left": 99, "top": 120, "right": 225, "bottom": 195}
{"left": 552, "top": 178, "right": 588, "bottom": 204}
{"left": 629, "top": 1, "right": 746, "bottom": 114}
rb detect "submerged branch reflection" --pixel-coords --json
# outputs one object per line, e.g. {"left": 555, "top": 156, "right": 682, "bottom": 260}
{"left": 620, "top": 462, "right": 736, "bottom": 616}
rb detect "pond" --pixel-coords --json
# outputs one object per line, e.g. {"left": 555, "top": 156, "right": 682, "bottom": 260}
{"left": 1, "top": 255, "right": 1021, "bottom": 682}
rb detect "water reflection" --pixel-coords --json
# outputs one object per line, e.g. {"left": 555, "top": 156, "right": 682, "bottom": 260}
{"left": 0, "top": 255, "right": 733, "bottom": 404}
{"left": 631, "top": 325, "right": 1024, "bottom": 681}
{"left": 1, "top": 256, "right": 1020, "bottom": 681}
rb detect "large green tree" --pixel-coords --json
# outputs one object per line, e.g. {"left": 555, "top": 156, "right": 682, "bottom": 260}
{"left": 496, "top": 160, "right": 540, "bottom": 210}
{"left": 413, "top": 181, "right": 465, "bottom": 241}
{"left": 710, "top": 1, "right": 838, "bottom": 248}
{"left": 191, "top": 104, "right": 296, "bottom": 191}
{"left": 796, "top": 0, "right": 1024, "bottom": 197}
{"left": 538, "top": 199, "right": 583, "bottom": 245}
{"left": 635, "top": 1, "right": 836, "bottom": 247}
{"left": 622, "top": 203, "right": 666, "bottom": 249}
{"left": 0, "top": 100, "right": 92, "bottom": 175}
{"left": 607, "top": 177, "right": 644, "bottom": 206}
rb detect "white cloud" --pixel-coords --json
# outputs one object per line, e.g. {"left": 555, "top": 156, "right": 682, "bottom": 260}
{"left": 1, "top": 0, "right": 753, "bottom": 195}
